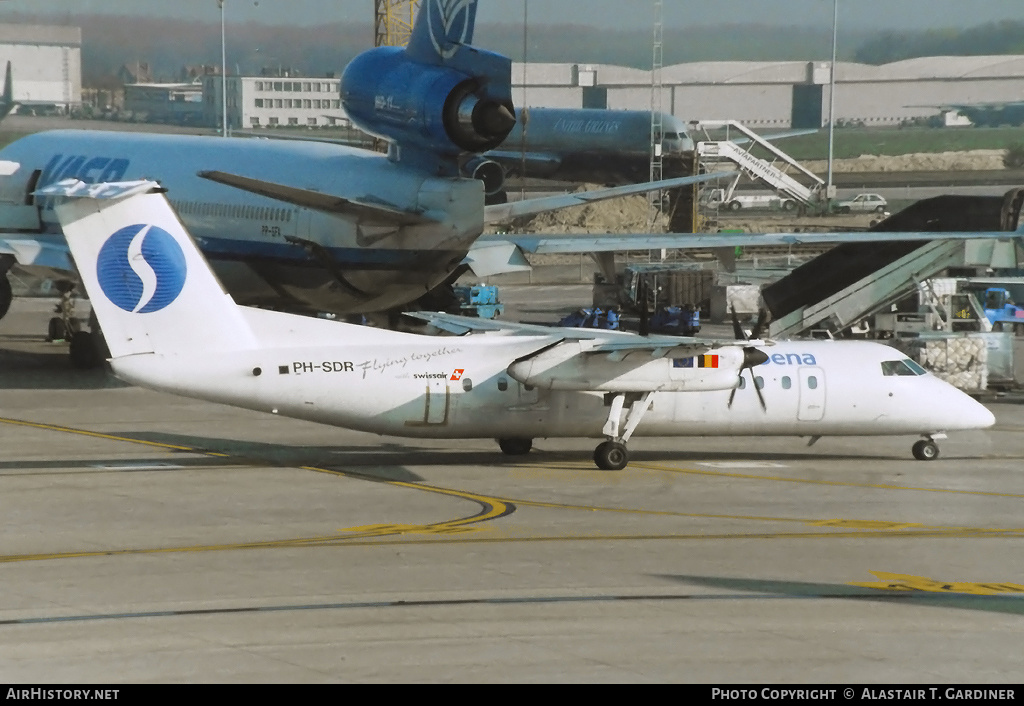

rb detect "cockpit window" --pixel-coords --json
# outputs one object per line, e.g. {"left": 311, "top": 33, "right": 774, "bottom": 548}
{"left": 905, "top": 359, "right": 927, "bottom": 375}
{"left": 881, "top": 359, "right": 926, "bottom": 376}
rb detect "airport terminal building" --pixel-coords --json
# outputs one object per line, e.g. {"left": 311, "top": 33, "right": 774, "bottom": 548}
{"left": 203, "top": 75, "right": 347, "bottom": 130}
{"left": 0, "top": 23, "right": 81, "bottom": 111}
{"left": 512, "top": 56, "right": 1024, "bottom": 129}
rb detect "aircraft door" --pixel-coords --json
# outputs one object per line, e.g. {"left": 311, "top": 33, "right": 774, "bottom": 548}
{"left": 797, "top": 367, "right": 825, "bottom": 421}
{"left": 424, "top": 381, "right": 450, "bottom": 425}
{"left": 295, "top": 205, "right": 313, "bottom": 241}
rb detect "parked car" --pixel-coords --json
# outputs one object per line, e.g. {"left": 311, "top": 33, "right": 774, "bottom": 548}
{"left": 835, "top": 193, "right": 888, "bottom": 213}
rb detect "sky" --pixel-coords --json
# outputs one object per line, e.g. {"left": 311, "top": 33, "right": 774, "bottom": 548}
{"left": 0, "top": 0, "right": 1019, "bottom": 31}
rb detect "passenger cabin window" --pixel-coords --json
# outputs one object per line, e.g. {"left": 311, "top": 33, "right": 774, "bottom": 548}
{"left": 781, "top": 376, "right": 792, "bottom": 390}
{"left": 497, "top": 377, "right": 508, "bottom": 392}
{"left": 881, "top": 360, "right": 926, "bottom": 377}
{"left": 807, "top": 376, "right": 818, "bottom": 389}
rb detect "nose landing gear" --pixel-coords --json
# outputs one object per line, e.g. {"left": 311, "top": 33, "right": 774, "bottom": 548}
{"left": 912, "top": 433, "right": 945, "bottom": 461}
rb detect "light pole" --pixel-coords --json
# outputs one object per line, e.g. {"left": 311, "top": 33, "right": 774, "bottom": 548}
{"left": 826, "top": 0, "right": 838, "bottom": 213}
{"left": 218, "top": 0, "right": 229, "bottom": 137}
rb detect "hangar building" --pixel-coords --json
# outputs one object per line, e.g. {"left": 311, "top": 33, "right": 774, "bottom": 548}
{"left": 0, "top": 24, "right": 81, "bottom": 110}
{"left": 511, "top": 55, "right": 1024, "bottom": 128}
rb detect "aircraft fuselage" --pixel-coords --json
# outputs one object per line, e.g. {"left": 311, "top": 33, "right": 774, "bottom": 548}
{"left": 109, "top": 332, "right": 994, "bottom": 445}
{"left": 0, "top": 130, "right": 485, "bottom": 313}
{"left": 489, "top": 108, "right": 694, "bottom": 185}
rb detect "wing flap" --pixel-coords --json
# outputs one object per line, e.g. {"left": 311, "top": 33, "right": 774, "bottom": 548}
{"left": 198, "top": 170, "right": 439, "bottom": 226}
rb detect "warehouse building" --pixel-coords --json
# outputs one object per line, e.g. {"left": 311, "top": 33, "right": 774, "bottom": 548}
{"left": 512, "top": 55, "right": 1024, "bottom": 128}
{"left": 0, "top": 23, "right": 81, "bottom": 111}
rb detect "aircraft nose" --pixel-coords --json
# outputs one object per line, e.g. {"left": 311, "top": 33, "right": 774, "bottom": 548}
{"left": 962, "top": 398, "right": 996, "bottom": 430}
{"left": 943, "top": 388, "right": 996, "bottom": 430}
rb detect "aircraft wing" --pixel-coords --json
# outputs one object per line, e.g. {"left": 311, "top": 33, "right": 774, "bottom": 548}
{"left": 406, "top": 310, "right": 584, "bottom": 337}
{"left": 480, "top": 229, "right": 1020, "bottom": 256}
{"left": 405, "top": 310, "right": 754, "bottom": 358}
{"left": 198, "top": 170, "right": 440, "bottom": 226}
{"left": 484, "top": 172, "right": 731, "bottom": 224}
{"left": 0, "top": 236, "right": 73, "bottom": 270}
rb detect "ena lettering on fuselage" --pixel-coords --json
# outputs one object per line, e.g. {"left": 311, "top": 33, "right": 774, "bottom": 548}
{"left": 765, "top": 352, "right": 817, "bottom": 366}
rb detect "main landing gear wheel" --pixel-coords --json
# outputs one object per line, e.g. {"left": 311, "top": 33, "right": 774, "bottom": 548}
{"left": 593, "top": 441, "right": 628, "bottom": 471}
{"left": 0, "top": 274, "right": 11, "bottom": 321}
{"left": 69, "top": 331, "right": 103, "bottom": 370}
{"left": 912, "top": 439, "right": 939, "bottom": 461}
{"left": 47, "top": 316, "right": 67, "bottom": 342}
{"left": 497, "top": 438, "right": 532, "bottom": 455}
{"left": 593, "top": 390, "right": 655, "bottom": 470}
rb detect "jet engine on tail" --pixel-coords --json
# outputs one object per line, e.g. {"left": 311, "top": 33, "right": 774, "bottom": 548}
{"left": 341, "top": 0, "right": 516, "bottom": 169}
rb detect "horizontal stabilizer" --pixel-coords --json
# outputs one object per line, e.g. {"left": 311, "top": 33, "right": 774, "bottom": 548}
{"left": 483, "top": 171, "right": 729, "bottom": 224}
{"left": 35, "top": 178, "right": 164, "bottom": 201}
{"left": 463, "top": 240, "right": 532, "bottom": 277}
{"left": 198, "top": 170, "right": 439, "bottom": 226}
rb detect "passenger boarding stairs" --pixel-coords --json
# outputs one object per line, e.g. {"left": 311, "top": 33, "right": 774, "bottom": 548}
{"left": 762, "top": 193, "right": 1024, "bottom": 339}
{"left": 767, "top": 240, "right": 969, "bottom": 338}
{"left": 695, "top": 120, "right": 824, "bottom": 208}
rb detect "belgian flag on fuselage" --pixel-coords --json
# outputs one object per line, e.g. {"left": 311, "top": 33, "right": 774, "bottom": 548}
{"left": 673, "top": 355, "right": 719, "bottom": 369}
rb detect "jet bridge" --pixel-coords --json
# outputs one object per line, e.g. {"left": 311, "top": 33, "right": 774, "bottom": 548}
{"left": 763, "top": 190, "right": 1024, "bottom": 339}
{"left": 695, "top": 120, "right": 824, "bottom": 209}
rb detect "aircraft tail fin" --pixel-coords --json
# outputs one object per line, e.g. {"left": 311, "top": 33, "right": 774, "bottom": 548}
{"left": 406, "top": 0, "right": 479, "bottom": 64}
{"left": 0, "top": 62, "right": 16, "bottom": 120}
{"left": 39, "top": 179, "right": 256, "bottom": 360}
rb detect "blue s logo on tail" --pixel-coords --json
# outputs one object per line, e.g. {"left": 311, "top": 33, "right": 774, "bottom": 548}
{"left": 97, "top": 224, "right": 186, "bottom": 313}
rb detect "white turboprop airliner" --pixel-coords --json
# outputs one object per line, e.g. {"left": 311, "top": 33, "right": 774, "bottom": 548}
{"left": 44, "top": 179, "right": 995, "bottom": 469}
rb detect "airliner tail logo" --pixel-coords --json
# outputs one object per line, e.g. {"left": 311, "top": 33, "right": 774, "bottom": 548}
{"left": 96, "top": 224, "right": 186, "bottom": 313}
{"left": 426, "top": 0, "right": 474, "bottom": 59}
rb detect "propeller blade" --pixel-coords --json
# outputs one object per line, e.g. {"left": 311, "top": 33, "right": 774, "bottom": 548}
{"left": 730, "top": 304, "right": 746, "bottom": 340}
{"left": 751, "top": 307, "right": 770, "bottom": 340}
{"left": 728, "top": 384, "right": 737, "bottom": 409}
{"left": 753, "top": 373, "right": 767, "bottom": 411}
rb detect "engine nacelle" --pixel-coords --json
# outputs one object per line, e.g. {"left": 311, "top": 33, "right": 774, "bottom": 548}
{"left": 461, "top": 156, "right": 505, "bottom": 195}
{"left": 508, "top": 343, "right": 767, "bottom": 393}
{"left": 341, "top": 47, "right": 515, "bottom": 162}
